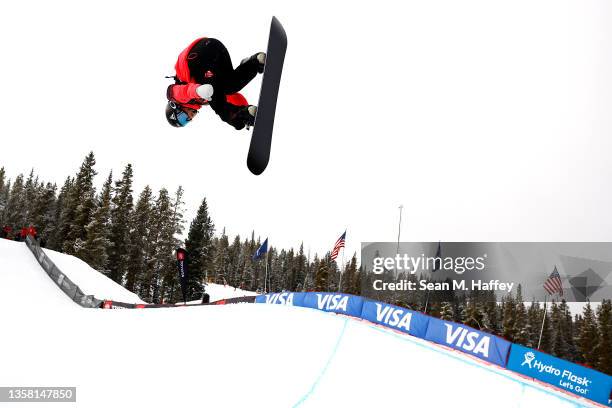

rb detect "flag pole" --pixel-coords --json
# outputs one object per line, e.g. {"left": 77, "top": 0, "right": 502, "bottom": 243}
{"left": 537, "top": 294, "right": 548, "bottom": 349}
{"left": 339, "top": 246, "right": 345, "bottom": 293}
{"left": 396, "top": 205, "right": 403, "bottom": 279}
{"left": 338, "top": 229, "right": 346, "bottom": 292}
{"left": 269, "top": 248, "right": 273, "bottom": 293}
{"left": 303, "top": 246, "right": 310, "bottom": 291}
{"left": 396, "top": 205, "right": 403, "bottom": 254}
{"left": 264, "top": 249, "right": 269, "bottom": 293}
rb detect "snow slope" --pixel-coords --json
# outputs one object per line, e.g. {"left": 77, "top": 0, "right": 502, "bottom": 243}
{"left": 0, "top": 238, "right": 75, "bottom": 311}
{"left": 43, "top": 246, "right": 144, "bottom": 304}
{"left": 0, "top": 238, "right": 601, "bottom": 407}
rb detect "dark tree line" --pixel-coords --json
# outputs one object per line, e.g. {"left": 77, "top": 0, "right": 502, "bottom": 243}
{"left": 0, "top": 154, "right": 184, "bottom": 304}
{"left": 1, "top": 156, "right": 610, "bottom": 375}
{"left": 0, "top": 154, "right": 355, "bottom": 303}
{"left": 181, "top": 196, "right": 361, "bottom": 299}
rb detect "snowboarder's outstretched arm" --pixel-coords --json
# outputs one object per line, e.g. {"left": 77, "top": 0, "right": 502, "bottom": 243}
{"left": 167, "top": 83, "right": 212, "bottom": 106}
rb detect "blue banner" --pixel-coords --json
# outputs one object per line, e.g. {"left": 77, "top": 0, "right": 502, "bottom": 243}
{"left": 255, "top": 292, "right": 306, "bottom": 306}
{"left": 302, "top": 292, "right": 364, "bottom": 318}
{"left": 360, "top": 300, "right": 430, "bottom": 339}
{"left": 424, "top": 318, "right": 511, "bottom": 367}
{"left": 507, "top": 344, "right": 612, "bottom": 406}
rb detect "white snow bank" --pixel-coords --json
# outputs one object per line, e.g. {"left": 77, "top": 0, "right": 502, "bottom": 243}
{"left": 182, "top": 282, "right": 257, "bottom": 304}
{"left": 0, "top": 238, "right": 75, "bottom": 311}
{"left": 42, "top": 246, "right": 144, "bottom": 304}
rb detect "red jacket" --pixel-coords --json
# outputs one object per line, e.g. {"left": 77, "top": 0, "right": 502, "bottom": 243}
{"left": 168, "top": 38, "right": 248, "bottom": 110}
{"left": 27, "top": 226, "right": 37, "bottom": 237}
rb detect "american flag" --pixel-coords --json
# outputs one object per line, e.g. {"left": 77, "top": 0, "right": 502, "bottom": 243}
{"left": 330, "top": 231, "right": 346, "bottom": 261}
{"left": 543, "top": 266, "right": 563, "bottom": 296}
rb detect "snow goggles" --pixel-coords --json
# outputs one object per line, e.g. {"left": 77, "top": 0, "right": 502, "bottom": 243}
{"left": 169, "top": 101, "right": 193, "bottom": 127}
{"left": 176, "top": 110, "right": 190, "bottom": 126}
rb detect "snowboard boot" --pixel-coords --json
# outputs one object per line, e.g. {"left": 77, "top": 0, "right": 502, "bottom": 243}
{"left": 241, "top": 52, "right": 266, "bottom": 73}
{"left": 245, "top": 105, "right": 257, "bottom": 129}
{"left": 234, "top": 105, "right": 257, "bottom": 130}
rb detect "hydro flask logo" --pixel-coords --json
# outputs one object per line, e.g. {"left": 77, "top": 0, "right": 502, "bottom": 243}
{"left": 522, "top": 352, "right": 536, "bottom": 369}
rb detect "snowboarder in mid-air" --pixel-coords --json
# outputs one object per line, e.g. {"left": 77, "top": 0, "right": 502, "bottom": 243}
{"left": 165, "top": 37, "right": 265, "bottom": 130}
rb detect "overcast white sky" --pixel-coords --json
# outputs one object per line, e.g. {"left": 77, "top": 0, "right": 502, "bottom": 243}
{"left": 1, "top": 0, "right": 611, "bottom": 261}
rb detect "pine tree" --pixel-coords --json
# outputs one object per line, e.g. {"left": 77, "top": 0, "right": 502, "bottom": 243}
{"left": 124, "top": 185, "right": 153, "bottom": 293}
{"left": 23, "top": 170, "right": 38, "bottom": 225}
{"left": 107, "top": 164, "right": 134, "bottom": 283}
{"left": 463, "top": 294, "right": 485, "bottom": 330}
{"left": 61, "top": 153, "right": 98, "bottom": 255}
{"left": 214, "top": 228, "right": 230, "bottom": 284}
{"left": 550, "top": 301, "right": 568, "bottom": 358}
{"left": 155, "top": 186, "right": 186, "bottom": 303}
{"left": 184, "top": 197, "right": 215, "bottom": 299}
{"left": 342, "top": 254, "right": 359, "bottom": 295}
{"left": 501, "top": 294, "right": 517, "bottom": 341}
{"left": 284, "top": 248, "right": 296, "bottom": 291}
{"left": 48, "top": 177, "right": 73, "bottom": 250}
{"left": 4, "top": 174, "right": 25, "bottom": 228}
{"left": 267, "top": 246, "right": 280, "bottom": 291}
{"left": 483, "top": 296, "right": 500, "bottom": 334}
{"left": 537, "top": 302, "right": 553, "bottom": 353}
{"left": 149, "top": 188, "right": 182, "bottom": 303}
{"left": 292, "top": 243, "right": 307, "bottom": 292}
{"left": 227, "top": 234, "right": 242, "bottom": 287}
{"left": 240, "top": 236, "right": 256, "bottom": 290}
{"left": 559, "top": 299, "right": 577, "bottom": 360}
{"left": 578, "top": 302, "right": 599, "bottom": 367}
{"left": 0, "top": 166, "right": 5, "bottom": 198}
{"left": 82, "top": 172, "right": 113, "bottom": 272}
{"left": 1, "top": 180, "right": 10, "bottom": 222}
{"left": 302, "top": 252, "right": 314, "bottom": 292}
{"left": 170, "top": 186, "right": 185, "bottom": 237}
{"left": 314, "top": 257, "right": 329, "bottom": 291}
{"left": 440, "top": 301, "right": 454, "bottom": 321}
{"left": 0, "top": 167, "right": 8, "bottom": 225}
{"left": 30, "top": 182, "right": 57, "bottom": 239}
{"left": 594, "top": 300, "right": 612, "bottom": 374}
{"left": 513, "top": 284, "right": 530, "bottom": 345}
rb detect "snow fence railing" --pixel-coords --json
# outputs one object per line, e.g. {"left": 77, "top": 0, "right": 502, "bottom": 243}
{"left": 23, "top": 235, "right": 257, "bottom": 309}
{"left": 100, "top": 296, "right": 258, "bottom": 309}
{"left": 256, "top": 292, "right": 612, "bottom": 407}
{"left": 25, "top": 235, "right": 103, "bottom": 308}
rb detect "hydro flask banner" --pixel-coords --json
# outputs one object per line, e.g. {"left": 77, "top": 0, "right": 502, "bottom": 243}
{"left": 507, "top": 344, "right": 612, "bottom": 406}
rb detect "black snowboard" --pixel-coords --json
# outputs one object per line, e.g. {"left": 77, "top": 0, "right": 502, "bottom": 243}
{"left": 247, "top": 16, "right": 287, "bottom": 175}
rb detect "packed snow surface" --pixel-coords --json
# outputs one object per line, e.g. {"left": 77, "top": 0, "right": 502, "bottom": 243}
{"left": 0, "top": 238, "right": 599, "bottom": 407}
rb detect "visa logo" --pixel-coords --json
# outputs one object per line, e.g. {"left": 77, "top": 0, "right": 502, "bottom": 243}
{"left": 444, "top": 323, "right": 490, "bottom": 357}
{"left": 316, "top": 294, "right": 349, "bottom": 311}
{"left": 374, "top": 303, "right": 412, "bottom": 331}
{"left": 264, "top": 292, "right": 294, "bottom": 305}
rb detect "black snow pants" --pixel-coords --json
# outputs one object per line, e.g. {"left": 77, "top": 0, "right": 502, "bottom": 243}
{"left": 187, "top": 38, "right": 259, "bottom": 129}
